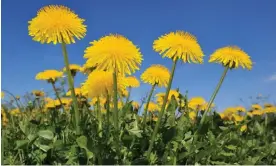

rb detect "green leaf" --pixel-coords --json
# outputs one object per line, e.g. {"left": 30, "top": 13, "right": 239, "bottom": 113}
{"left": 226, "top": 145, "right": 237, "bottom": 150}
{"left": 220, "top": 151, "right": 235, "bottom": 157}
{"left": 128, "top": 128, "right": 142, "bottom": 138}
{"left": 76, "top": 135, "right": 88, "bottom": 149}
{"left": 38, "top": 130, "right": 54, "bottom": 140}
{"left": 15, "top": 140, "right": 29, "bottom": 150}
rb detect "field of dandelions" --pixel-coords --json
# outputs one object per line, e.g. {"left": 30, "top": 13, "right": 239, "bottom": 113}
{"left": 1, "top": 5, "right": 276, "bottom": 165}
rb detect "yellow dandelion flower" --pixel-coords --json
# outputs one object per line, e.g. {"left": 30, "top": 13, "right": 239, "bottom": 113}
{"left": 59, "top": 98, "right": 72, "bottom": 106}
{"left": 264, "top": 103, "right": 273, "bottom": 108}
{"left": 84, "top": 34, "right": 143, "bottom": 75}
{"left": 132, "top": 101, "right": 140, "bottom": 109}
{"left": 248, "top": 110, "right": 263, "bottom": 116}
{"left": 209, "top": 46, "right": 252, "bottom": 70}
{"left": 156, "top": 90, "right": 180, "bottom": 106}
{"left": 16, "top": 96, "right": 20, "bottom": 100}
{"left": 153, "top": 31, "right": 204, "bottom": 63}
{"left": 10, "top": 108, "right": 21, "bottom": 116}
{"left": 35, "top": 70, "right": 63, "bottom": 82}
{"left": 63, "top": 64, "right": 81, "bottom": 72}
{"left": 45, "top": 100, "right": 57, "bottom": 109}
{"left": 232, "top": 114, "right": 244, "bottom": 122}
{"left": 235, "top": 106, "right": 246, "bottom": 112}
{"left": 120, "top": 88, "right": 129, "bottom": 98}
{"left": 125, "top": 76, "right": 140, "bottom": 88}
{"left": 188, "top": 97, "right": 206, "bottom": 110}
{"left": 152, "top": 116, "right": 158, "bottom": 122}
{"left": 145, "top": 102, "right": 159, "bottom": 112}
{"left": 141, "top": 64, "right": 170, "bottom": 87}
{"left": 110, "top": 101, "right": 124, "bottom": 110}
{"left": 263, "top": 106, "right": 276, "bottom": 113}
{"left": 32, "top": 90, "right": 45, "bottom": 97}
{"left": 90, "top": 97, "right": 107, "bottom": 106}
{"left": 240, "top": 125, "right": 247, "bottom": 132}
{"left": 251, "top": 104, "right": 262, "bottom": 110}
{"left": 28, "top": 5, "right": 86, "bottom": 44}
{"left": 189, "top": 111, "right": 197, "bottom": 121}
{"left": 82, "top": 71, "right": 127, "bottom": 98}
{"left": 66, "top": 88, "right": 81, "bottom": 96}
{"left": 1, "top": 91, "right": 5, "bottom": 99}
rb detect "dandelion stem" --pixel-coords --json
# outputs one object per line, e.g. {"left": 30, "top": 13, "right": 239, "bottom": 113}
{"left": 97, "top": 96, "right": 102, "bottom": 137}
{"left": 199, "top": 67, "right": 229, "bottom": 129}
{"left": 61, "top": 41, "right": 80, "bottom": 135}
{"left": 112, "top": 70, "right": 120, "bottom": 158}
{"left": 51, "top": 82, "right": 65, "bottom": 111}
{"left": 126, "top": 87, "right": 132, "bottom": 104}
{"left": 142, "top": 84, "right": 156, "bottom": 129}
{"left": 147, "top": 59, "right": 177, "bottom": 158}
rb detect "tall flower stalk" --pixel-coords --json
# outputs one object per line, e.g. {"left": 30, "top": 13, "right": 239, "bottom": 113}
{"left": 147, "top": 59, "right": 177, "bottom": 157}
{"left": 146, "top": 31, "right": 204, "bottom": 157}
{"left": 142, "top": 83, "right": 156, "bottom": 128}
{"left": 61, "top": 41, "right": 81, "bottom": 135}
{"left": 28, "top": 5, "right": 87, "bottom": 135}
{"left": 50, "top": 81, "right": 65, "bottom": 111}
{"left": 198, "top": 46, "right": 252, "bottom": 129}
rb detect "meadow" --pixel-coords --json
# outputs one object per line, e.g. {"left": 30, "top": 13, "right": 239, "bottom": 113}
{"left": 1, "top": 4, "right": 276, "bottom": 165}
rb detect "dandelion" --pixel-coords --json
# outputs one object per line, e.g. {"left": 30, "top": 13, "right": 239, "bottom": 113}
{"left": 82, "top": 70, "right": 127, "bottom": 98}
{"left": 32, "top": 90, "right": 45, "bottom": 97}
{"left": 141, "top": 65, "right": 170, "bottom": 128}
{"left": 144, "top": 102, "right": 159, "bottom": 112}
{"left": 62, "top": 64, "right": 81, "bottom": 77}
{"left": 209, "top": 46, "right": 252, "bottom": 70}
{"left": 141, "top": 65, "right": 170, "bottom": 87}
{"left": 35, "top": 70, "right": 63, "bottom": 83}
{"left": 189, "top": 111, "right": 197, "bottom": 121}
{"left": 84, "top": 34, "right": 143, "bottom": 75}
{"left": 28, "top": 5, "right": 86, "bottom": 44}
{"left": 84, "top": 34, "right": 142, "bottom": 146}
{"left": 16, "top": 96, "right": 20, "bottom": 100}
{"left": 132, "top": 101, "right": 140, "bottom": 110}
{"left": 156, "top": 90, "right": 180, "bottom": 108}
{"left": 29, "top": 5, "right": 87, "bottom": 135}
{"left": 66, "top": 88, "right": 82, "bottom": 96}
{"left": 36, "top": 70, "right": 65, "bottom": 111}
{"left": 251, "top": 104, "right": 262, "bottom": 110}
{"left": 148, "top": 31, "right": 204, "bottom": 156}
{"left": 264, "top": 103, "right": 273, "bottom": 108}
{"left": 240, "top": 125, "right": 247, "bottom": 132}
{"left": 200, "top": 46, "right": 253, "bottom": 131}
{"left": 264, "top": 106, "right": 276, "bottom": 113}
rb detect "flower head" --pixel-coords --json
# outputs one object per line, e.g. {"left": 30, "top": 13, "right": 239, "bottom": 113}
{"left": 156, "top": 90, "right": 180, "bottom": 106}
{"left": 240, "top": 125, "right": 247, "bottom": 132}
{"left": 264, "top": 106, "right": 276, "bottom": 113}
{"left": 153, "top": 31, "right": 204, "bottom": 63}
{"left": 84, "top": 34, "right": 143, "bottom": 75}
{"left": 209, "top": 46, "right": 252, "bottom": 70}
{"left": 28, "top": 5, "right": 86, "bottom": 44}
{"left": 63, "top": 64, "right": 81, "bottom": 76}
{"left": 189, "top": 111, "right": 197, "bottom": 121}
{"left": 66, "top": 88, "right": 81, "bottom": 96}
{"left": 125, "top": 76, "right": 140, "bottom": 88}
{"left": 35, "top": 70, "right": 63, "bottom": 83}
{"left": 132, "top": 101, "right": 140, "bottom": 109}
{"left": 251, "top": 104, "right": 262, "bottom": 110}
{"left": 82, "top": 71, "right": 127, "bottom": 98}
{"left": 32, "top": 90, "right": 45, "bottom": 97}
{"left": 141, "top": 64, "right": 170, "bottom": 87}
{"left": 145, "top": 102, "right": 159, "bottom": 112}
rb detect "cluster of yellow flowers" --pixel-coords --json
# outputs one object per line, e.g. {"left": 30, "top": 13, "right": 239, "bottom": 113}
{"left": 1, "top": 109, "right": 9, "bottom": 127}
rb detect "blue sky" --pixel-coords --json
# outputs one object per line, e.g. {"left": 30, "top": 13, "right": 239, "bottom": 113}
{"left": 1, "top": 0, "right": 276, "bottom": 111}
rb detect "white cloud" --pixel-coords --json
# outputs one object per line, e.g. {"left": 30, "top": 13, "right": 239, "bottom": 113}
{"left": 268, "top": 73, "right": 276, "bottom": 81}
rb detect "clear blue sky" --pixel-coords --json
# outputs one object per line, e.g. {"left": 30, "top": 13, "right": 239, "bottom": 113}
{"left": 2, "top": 0, "right": 276, "bottom": 111}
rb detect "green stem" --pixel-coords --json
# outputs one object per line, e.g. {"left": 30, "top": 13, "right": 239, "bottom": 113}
{"left": 51, "top": 82, "right": 65, "bottom": 112}
{"left": 97, "top": 96, "right": 102, "bottom": 137}
{"left": 143, "top": 84, "right": 156, "bottom": 129}
{"left": 126, "top": 87, "right": 132, "bottom": 104}
{"left": 106, "top": 92, "right": 110, "bottom": 132}
{"left": 147, "top": 59, "right": 177, "bottom": 158}
{"left": 112, "top": 70, "right": 120, "bottom": 159}
{"left": 198, "top": 67, "right": 229, "bottom": 129}
{"left": 61, "top": 41, "right": 80, "bottom": 135}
